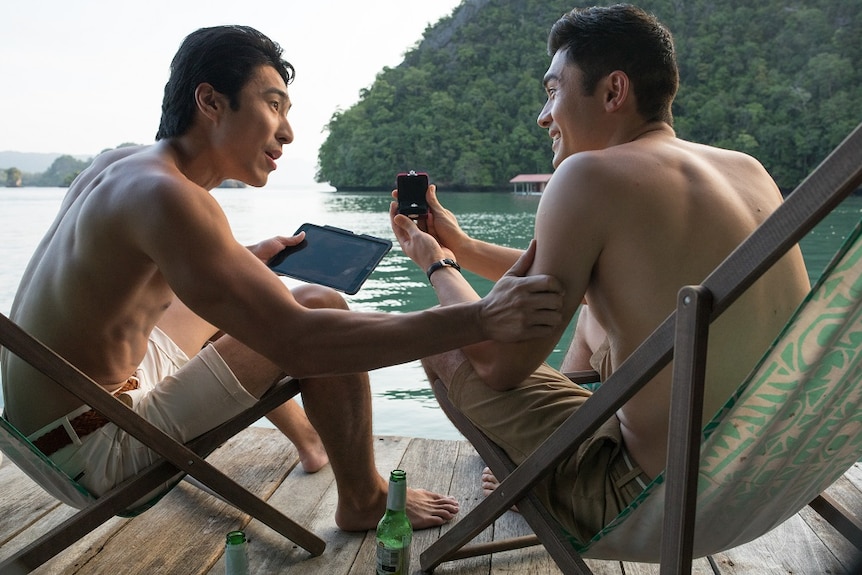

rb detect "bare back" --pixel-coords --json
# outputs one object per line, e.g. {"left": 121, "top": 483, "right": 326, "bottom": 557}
{"left": 536, "top": 130, "right": 810, "bottom": 476}
{"left": 1, "top": 146, "right": 192, "bottom": 434}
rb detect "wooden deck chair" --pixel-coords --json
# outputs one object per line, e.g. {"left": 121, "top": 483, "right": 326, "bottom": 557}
{"left": 421, "top": 122, "right": 862, "bottom": 575}
{"left": 0, "top": 317, "right": 325, "bottom": 575}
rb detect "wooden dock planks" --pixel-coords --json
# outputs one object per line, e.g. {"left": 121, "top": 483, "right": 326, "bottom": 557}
{"left": 0, "top": 428, "right": 859, "bottom": 574}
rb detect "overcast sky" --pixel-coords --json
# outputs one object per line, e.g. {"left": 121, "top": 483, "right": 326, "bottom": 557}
{"left": 0, "top": 0, "right": 464, "bottom": 187}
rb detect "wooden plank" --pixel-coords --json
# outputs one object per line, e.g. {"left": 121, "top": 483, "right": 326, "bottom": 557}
{"left": 2, "top": 434, "right": 860, "bottom": 574}
{"left": 21, "top": 509, "right": 127, "bottom": 575}
{"left": 0, "top": 459, "right": 63, "bottom": 547}
{"left": 215, "top": 434, "right": 414, "bottom": 574}
{"left": 708, "top": 462, "right": 862, "bottom": 575}
{"left": 409, "top": 440, "right": 492, "bottom": 575}
{"left": 798, "top": 505, "right": 861, "bottom": 575}
{"left": 823, "top": 462, "right": 862, "bottom": 517}
{"left": 489, "top": 472, "right": 562, "bottom": 574}
{"left": 436, "top": 443, "right": 496, "bottom": 574}
{"left": 344, "top": 437, "right": 481, "bottom": 575}
{"left": 661, "top": 286, "right": 713, "bottom": 575}
{"left": 275, "top": 460, "right": 352, "bottom": 573}
{"left": 622, "top": 557, "right": 717, "bottom": 575}
{"left": 707, "top": 512, "right": 849, "bottom": 574}
{"left": 399, "top": 437, "right": 463, "bottom": 575}
{"left": 491, "top": 512, "right": 562, "bottom": 574}
{"left": 50, "top": 426, "right": 299, "bottom": 575}
{"left": 798, "top": 463, "right": 862, "bottom": 573}
{"left": 204, "top": 442, "right": 335, "bottom": 574}
{"left": 844, "top": 461, "right": 862, "bottom": 490}
{"left": 0, "top": 461, "right": 130, "bottom": 573}
{"left": 345, "top": 436, "right": 418, "bottom": 575}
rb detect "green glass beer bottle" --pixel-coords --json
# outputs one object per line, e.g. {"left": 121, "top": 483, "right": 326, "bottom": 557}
{"left": 224, "top": 530, "right": 249, "bottom": 575}
{"left": 375, "top": 469, "right": 412, "bottom": 574}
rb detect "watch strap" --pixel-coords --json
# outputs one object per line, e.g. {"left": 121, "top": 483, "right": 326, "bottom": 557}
{"left": 426, "top": 258, "right": 461, "bottom": 284}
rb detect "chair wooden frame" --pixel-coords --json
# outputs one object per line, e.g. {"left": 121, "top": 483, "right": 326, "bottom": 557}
{"left": 0, "top": 315, "right": 325, "bottom": 575}
{"left": 420, "top": 122, "right": 862, "bottom": 575}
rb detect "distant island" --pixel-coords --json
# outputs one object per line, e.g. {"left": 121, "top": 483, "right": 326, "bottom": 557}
{"left": 4, "top": 0, "right": 859, "bottom": 192}
{"left": 0, "top": 147, "right": 244, "bottom": 189}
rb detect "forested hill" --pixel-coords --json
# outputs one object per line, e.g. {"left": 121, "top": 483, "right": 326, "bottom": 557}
{"left": 316, "top": 0, "right": 860, "bottom": 191}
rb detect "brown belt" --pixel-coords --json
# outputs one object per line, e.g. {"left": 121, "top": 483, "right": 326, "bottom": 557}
{"left": 32, "top": 377, "right": 140, "bottom": 456}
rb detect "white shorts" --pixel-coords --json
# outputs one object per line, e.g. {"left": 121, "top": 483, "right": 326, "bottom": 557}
{"left": 47, "top": 326, "right": 258, "bottom": 498}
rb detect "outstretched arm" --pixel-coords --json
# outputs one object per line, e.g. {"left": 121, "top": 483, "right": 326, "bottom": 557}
{"left": 391, "top": 203, "right": 566, "bottom": 388}
{"left": 409, "top": 185, "right": 524, "bottom": 281}
{"left": 140, "top": 179, "right": 565, "bottom": 379}
{"left": 391, "top": 157, "right": 606, "bottom": 390}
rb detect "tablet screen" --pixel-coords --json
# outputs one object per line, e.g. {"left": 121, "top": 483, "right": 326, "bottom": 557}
{"left": 267, "top": 223, "right": 392, "bottom": 295}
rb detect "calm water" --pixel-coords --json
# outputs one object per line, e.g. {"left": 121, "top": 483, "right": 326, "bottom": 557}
{"left": 1, "top": 187, "right": 860, "bottom": 440}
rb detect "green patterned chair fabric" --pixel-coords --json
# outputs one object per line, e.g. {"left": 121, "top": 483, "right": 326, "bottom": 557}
{"left": 0, "top": 415, "right": 96, "bottom": 509}
{"left": 580, "top": 220, "right": 862, "bottom": 560}
{"left": 0, "top": 412, "right": 182, "bottom": 516}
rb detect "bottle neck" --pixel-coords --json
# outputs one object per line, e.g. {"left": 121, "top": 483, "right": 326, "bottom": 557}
{"left": 386, "top": 470, "right": 407, "bottom": 511}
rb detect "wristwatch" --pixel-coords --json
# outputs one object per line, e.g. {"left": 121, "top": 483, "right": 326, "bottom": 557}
{"left": 426, "top": 258, "right": 461, "bottom": 285}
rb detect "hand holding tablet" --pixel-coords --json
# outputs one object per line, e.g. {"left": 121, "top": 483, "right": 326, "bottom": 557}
{"left": 267, "top": 223, "right": 392, "bottom": 295}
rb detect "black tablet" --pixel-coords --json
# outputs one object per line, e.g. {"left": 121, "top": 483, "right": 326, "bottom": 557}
{"left": 267, "top": 223, "right": 392, "bottom": 295}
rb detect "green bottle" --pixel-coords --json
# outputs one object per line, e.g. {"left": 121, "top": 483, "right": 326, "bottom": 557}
{"left": 375, "top": 469, "right": 412, "bottom": 574}
{"left": 224, "top": 530, "right": 249, "bottom": 575}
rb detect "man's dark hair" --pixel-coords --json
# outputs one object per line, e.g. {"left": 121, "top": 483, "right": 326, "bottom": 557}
{"left": 156, "top": 25, "right": 295, "bottom": 140}
{"left": 548, "top": 4, "right": 678, "bottom": 125}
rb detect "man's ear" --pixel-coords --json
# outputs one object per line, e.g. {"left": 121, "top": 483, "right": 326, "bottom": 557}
{"left": 194, "top": 83, "right": 226, "bottom": 123}
{"left": 603, "top": 71, "right": 630, "bottom": 112}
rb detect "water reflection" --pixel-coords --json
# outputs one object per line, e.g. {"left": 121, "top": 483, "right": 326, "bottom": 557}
{"left": 0, "top": 187, "right": 859, "bottom": 439}
{"left": 800, "top": 201, "right": 862, "bottom": 282}
{"left": 379, "top": 387, "right": 437, "bottom": 403}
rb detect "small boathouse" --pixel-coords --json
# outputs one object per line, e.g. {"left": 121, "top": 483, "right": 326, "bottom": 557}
{"left": 509, "top": 173, "right": 552, "bottom": 194}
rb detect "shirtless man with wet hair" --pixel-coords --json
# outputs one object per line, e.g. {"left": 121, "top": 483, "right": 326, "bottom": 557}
{"left": 0, "top": 25, "right": 564, "bottom": 532}
{"left": 390, "top": 5, "right": 810, "bottom": 543}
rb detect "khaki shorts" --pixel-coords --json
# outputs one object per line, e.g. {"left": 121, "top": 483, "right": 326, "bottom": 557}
{"left": 47, "top": 326, "right": 257, "bottom": 499}
{"left": 448, "top": 360, "right": 650, "bottom": 544}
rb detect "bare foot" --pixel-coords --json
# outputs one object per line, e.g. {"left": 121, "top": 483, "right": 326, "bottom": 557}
{"left": 266, "top": 399, "right": 329, "bottom": 473}
{"left": 335, "top": 481, "right": 460, "bottom": 532}
{"left": 481, "top": 466, "right": 499, "bottom": 499}
{"left": 481, "top": 467, "right": 520, "bottom": 512}
{"left": 405, "top": 487, "right": 460, "bottom": 529}
{"left": 296, "top": 440, "right": 329, "bottom": 474}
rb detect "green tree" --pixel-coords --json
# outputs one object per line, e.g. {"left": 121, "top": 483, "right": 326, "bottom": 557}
{"left": 33, "top": 155, "right": 91, "bottom": 187}
{"left": 317, "top": 0, "right": 861, "bottom": 190}
{"left": 5, "top": 167, "right": 22, "bottom": 188}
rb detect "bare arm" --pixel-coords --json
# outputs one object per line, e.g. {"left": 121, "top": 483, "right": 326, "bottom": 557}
{"left": 136, "top": 180, "right": 564, "bottom": 379}
{"left": 391, "top": 158, "right": 605, "bottom": 390}
{"left": 421, "top": 185, "right": 523, "bottom": 280}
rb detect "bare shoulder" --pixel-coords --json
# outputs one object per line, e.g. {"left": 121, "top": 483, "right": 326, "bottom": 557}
{"left": 74, "top": 145, "right": 171, "bottom": 195}
{"left": 553, "top": 148, "right": 625, "bottom": 185}
{"left": 540, "top": 145, "right": 658, "bottom": 218}
{"left": 93, "top": 144, "right": 150, "bottom": 166}
{"left": 672, "top": 138, "right": 774, "bottom": 182}
{"left": 70, "top": 145, "right": 229, "bottom": 268}
{"left": 90, "top": 146, "right": 213, "bottom": 215}
{"left": 542, "top": 149, "right": 626, "bottom": 208}
{"left": 540, "top": 134, "right": 780, "bottom": 230}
